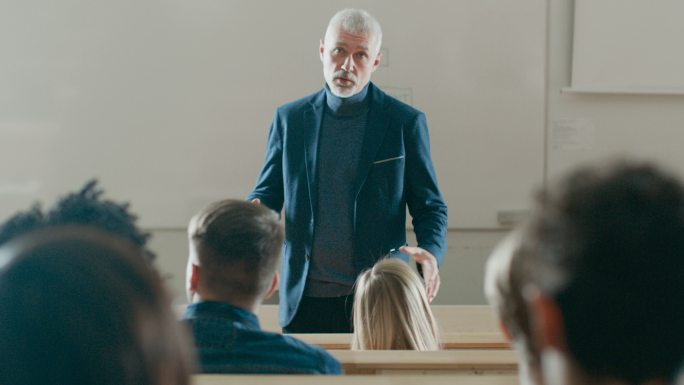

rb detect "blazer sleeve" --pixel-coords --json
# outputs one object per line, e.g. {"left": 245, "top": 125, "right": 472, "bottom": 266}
{"left": 404, "top": 112, "right": 448, "bottom": 264}
{"left": 247, "top": 109, "right": 285, "bottom": 213}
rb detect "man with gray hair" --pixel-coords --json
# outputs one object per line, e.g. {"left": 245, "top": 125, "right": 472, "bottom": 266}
{"left": 249, "top": 9, "right": 447, "bottom": 333}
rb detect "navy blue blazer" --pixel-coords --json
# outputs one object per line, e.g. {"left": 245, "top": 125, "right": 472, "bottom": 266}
{"left": 248, "top": 82, "right": 448, "bottom": 327}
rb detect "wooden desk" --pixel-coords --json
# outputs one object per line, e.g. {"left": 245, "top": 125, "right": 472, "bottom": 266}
{"left": 330, "top": 349, "right": 518, "bottom": 375}
{"left": 286, "top": 332, "right": 509, "bottom": 350}
{"left": 194, "top": 374, "right": 520, "bottom": 385}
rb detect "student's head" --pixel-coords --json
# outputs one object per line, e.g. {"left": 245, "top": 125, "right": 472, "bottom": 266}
{"left": 0, "top": 180, "right": 154, "bottom": 263}
{"left": 320, "top": 9, "right": 383, "bottom": 98}
{"left": 352, "top": 258, "right": 440, "bottom": 350}
{"left": 0, "top": 227, "right": 194, "bottom": 385}
{"left": 484, "top": 230, "right": 541, "bottom": 385}
{"left": 520, "top": 161, "right": 684, "bottom": 385}
{"left": 186, "top": 199, "right": 283, "bottom": 308}
{"left": 0, "top": 204, "right": 45, "bottom": 247}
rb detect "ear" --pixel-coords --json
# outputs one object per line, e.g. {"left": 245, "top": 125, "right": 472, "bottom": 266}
{"left": 319, "top": 39, "right": 325, "bottom": 62}
{"left": 528, "top": 290, "right": 566, "bottom": 351}
{"left": 189, "top": 264, "right": 200, "bottom": 292}
{"left": 499, "top": 321, "right": 513, "bottom": 342}
{"left": 372, "top": 51, "right": 382, "bottom": 72}
{"left": 264, "top": 272, "right": 279, "bottom": 300}
{"left": 185, "top": 256, "right": 200, "bottom": 303}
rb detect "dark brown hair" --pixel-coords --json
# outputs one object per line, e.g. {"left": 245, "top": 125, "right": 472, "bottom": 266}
{"left": 520, "top": 161, "right": 684, "bottom": 384}
{"left": 0, "top": 227, "right": 194, "bottom": 385}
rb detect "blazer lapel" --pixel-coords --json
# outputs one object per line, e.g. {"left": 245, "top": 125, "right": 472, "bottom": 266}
{"left": 303, "top": 90, "right": 326, "bottom": 221}
{"left": 353, "top": 83, "right": 390, "bottom": 196}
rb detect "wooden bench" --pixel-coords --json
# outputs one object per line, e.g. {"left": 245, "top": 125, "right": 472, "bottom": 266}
{"left": 194, "top": 374, "right": 519, "bottom": 385}
{"left": 330, "top": 349, "right": 518, "bottom": 374}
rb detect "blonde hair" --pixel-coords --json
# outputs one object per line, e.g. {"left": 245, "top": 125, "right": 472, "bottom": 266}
{"left": 352, "top": 259, "right": 441, "bottom": 350}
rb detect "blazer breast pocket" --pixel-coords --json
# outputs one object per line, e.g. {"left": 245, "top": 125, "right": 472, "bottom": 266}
{"left": 367, "top": 155, "right": 405, "bottom": 205}
{"left": 372, "top": 155, "right": 405, "bottom": 165}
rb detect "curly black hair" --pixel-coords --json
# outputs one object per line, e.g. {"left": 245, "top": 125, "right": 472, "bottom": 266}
{"left": 0, "top": 205, "right": 46, "bottom": 247}
{"left": 0, "top": 180, "right": 154, "bottom": 263}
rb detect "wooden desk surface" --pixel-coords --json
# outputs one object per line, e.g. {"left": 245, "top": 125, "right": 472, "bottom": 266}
{"left": 330, "top": 349, "right": 518, "bottom": 374}
{"left": 194, "top": 374, "right": 520, "bottom": 385}
{"left": 286, "top": 332, "right": 509, "bottom": 350}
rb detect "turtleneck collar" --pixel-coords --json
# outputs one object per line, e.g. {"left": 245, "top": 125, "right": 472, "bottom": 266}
{"left": 324, "top": 82, "right": 371, "bottom": 117}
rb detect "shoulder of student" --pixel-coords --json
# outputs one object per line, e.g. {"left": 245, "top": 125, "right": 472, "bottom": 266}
{"left": 280, "top": 333, "right": 342, "bottom": 374}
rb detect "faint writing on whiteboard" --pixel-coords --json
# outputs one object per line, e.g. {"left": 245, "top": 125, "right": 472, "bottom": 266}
{"left": 551, "top": 118, "right": 595, "bottom": 150}
{"left": 380, "top": 86, "right": 413, "bottom": 105}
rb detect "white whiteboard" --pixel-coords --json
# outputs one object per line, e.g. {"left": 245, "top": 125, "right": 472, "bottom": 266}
{"left": 571, "top": 0, "right": 684, "bottom": 93}
{"left": 0, "top": 0, "right": 546, "bottom": 229}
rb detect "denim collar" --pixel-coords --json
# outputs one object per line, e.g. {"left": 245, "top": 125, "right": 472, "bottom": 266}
{"left": 183, "top": 301, "right": 261, "bottom": 330}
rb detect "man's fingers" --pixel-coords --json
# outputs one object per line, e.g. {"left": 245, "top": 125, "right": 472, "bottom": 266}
{"left": 399, "top": 246, "right": 432, "bottom": 264}
{"left": 251, "top": 198, "right": 261, "bottom": 205}
{"left": 400, "top": 245, "right": 420, "bottom": 253}
{"left": 425, "top": 269, "right": 438, "bottom": 300}
{"left": 399, "top": 245, "right": 440, "bottom": 302}
{"left": 429, "top": 274, "right": 441, "bottom": 303}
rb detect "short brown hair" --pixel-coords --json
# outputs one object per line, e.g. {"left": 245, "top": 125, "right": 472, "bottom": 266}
{"left": 188, "top": 200, "right": 283, "bottom": 299}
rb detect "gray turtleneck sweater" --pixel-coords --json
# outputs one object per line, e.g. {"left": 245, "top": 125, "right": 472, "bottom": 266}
{"left": 305, "top": 84, "right": 371, "bottom": 297}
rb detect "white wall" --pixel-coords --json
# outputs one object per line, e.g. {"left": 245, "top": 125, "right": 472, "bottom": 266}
{"left": 153, "top": 0, "right": 684, "bottom": 305}
{"left": 547, "top": 0, "right": 684, "bottom": 179}
{"left": 6, "top": 0, "right": 684, "bottom": 305}
{"left": 0, "top": 0, "right": 545, "bottom": 229}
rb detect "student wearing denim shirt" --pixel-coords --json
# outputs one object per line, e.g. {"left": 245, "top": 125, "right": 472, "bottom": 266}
{"left": 181, "top": 200, "right": 341, "bottom": 374}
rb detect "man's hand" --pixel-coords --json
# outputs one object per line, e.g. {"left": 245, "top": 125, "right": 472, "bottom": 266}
{"left": 400, "top": 246, "right": 440, "bottom": 303}
{"left": 251, "top": 198, "right": 261, "bottom": 205}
